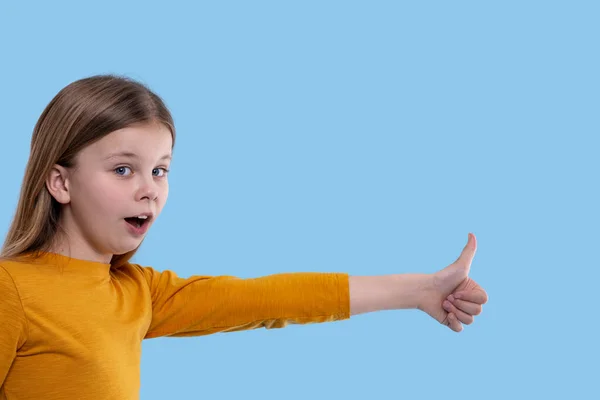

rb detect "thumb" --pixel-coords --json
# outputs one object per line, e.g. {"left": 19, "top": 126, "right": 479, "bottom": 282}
{"left": 454, "top": 233, "right": 477, "bottom": 269}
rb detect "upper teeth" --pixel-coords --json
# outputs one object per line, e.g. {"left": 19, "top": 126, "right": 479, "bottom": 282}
{"left": 137, "top": 216, "right": 148, "bottom": 219}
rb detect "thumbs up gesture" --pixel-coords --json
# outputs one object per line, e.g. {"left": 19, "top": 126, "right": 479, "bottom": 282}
{"left": 417, "top": 233, "right": 488, "bottom": 332}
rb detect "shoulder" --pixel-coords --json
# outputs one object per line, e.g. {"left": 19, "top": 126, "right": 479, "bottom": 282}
{"left": 114, "top": 262, "right": 172, "bottom": 304}
{"left": 116, "top": 262, "right": 196, "bottom": 292}
{"left": 0, "top": 259, "right": 27, "bottom": 290}
{"left": 112, "top": 262, "right": 163, "bottom": 290}
{"left": 116, "top": 261, "right": 158, "bottom": 279}
{"left": 0, "top": 259, "right": 54, "bottom": 311}
{"left": 118, "top": 261, "right": 187, "bottom": 280}
{"left": 0, "top": 262, "right": 26, "bottom": 314}
{"left": 0, "top": 257, "right": 53, "bottom": 287}
{"left": 0, "top": 262, "right": 31, "bottom": 346}
{"left": 0, "top": 262, "right": 17, "bottom": 287}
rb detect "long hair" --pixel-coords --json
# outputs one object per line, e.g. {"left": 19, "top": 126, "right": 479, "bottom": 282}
{"left": 1, "top": 74, "right": 176, "bottom": 268}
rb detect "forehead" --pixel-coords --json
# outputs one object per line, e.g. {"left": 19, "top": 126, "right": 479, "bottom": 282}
{"left": 83, "top": 122, "right": 173, "bottom": 159}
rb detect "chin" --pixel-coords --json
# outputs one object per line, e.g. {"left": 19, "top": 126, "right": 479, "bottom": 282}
{"left": 113, "top": 241, "right": 144, "bottom": 256}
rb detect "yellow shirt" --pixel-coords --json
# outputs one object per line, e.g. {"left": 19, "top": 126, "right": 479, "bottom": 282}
{"left": 0, "top": 252, "right": 350, "bottom": 399}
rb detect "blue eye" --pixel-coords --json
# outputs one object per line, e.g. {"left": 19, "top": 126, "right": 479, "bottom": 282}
{"left": 153, "top": 168, "right": 169, "bottom": 177}
{"left": 115, "top": 166, "right": 132, "bottom": 176}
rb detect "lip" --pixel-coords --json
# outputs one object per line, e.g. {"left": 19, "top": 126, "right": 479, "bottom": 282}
{"left": 124, "top": 214, "right": 154, "bottom": 236}
{"left": 129, "top": 212, "right": 154, "bottom": 219}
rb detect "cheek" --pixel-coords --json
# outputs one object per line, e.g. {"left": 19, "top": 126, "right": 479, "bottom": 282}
{"left": 100, "top": 186, "right": 125, "bottom": 204}
{"left": 73, "top": 176, "right": 125, "bottom": 216}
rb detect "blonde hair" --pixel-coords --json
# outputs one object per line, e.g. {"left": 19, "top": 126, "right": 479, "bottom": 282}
{"left": 1, "top": 74, "right": 176, "bottom": 268}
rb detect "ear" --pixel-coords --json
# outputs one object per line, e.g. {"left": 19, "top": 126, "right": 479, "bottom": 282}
{"left": 46, "top": 164, "right": 71, "bottom": 204}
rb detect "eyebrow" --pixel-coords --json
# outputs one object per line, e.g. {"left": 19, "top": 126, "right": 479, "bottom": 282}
{"left": 104, "top": 151, "right": 172, "bottom": 161}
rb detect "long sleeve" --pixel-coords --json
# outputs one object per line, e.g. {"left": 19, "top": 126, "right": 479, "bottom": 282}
{"left": 0, "top": 265, "right": 28, "bottom": 386}
{"left": 135, "top": 265, "right": 350, "bottom": 339}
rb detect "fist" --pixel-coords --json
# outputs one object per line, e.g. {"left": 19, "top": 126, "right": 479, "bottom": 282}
{"left": 417, "top": 233, "right": 488, "bottom": 332}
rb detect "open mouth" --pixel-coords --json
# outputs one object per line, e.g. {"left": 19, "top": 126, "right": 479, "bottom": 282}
{"left": 124, "top": 216, "right": 150, "bottom": 229}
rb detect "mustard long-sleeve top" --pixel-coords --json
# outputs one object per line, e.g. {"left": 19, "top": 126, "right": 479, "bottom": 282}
{"left": 0, "top": 252, "right": 350, "bottom": 399}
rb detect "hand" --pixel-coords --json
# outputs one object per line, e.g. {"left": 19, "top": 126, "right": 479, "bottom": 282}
{"left": 417, "top": 233, "right": 488, "bottom": 332}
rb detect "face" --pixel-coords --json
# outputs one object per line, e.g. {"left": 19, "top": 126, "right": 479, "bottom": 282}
{"left": 48, "top": 122, "right": 173, "bottom": 262}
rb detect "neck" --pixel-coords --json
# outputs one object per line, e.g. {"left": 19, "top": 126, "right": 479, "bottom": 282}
{"left": 48, "top": 231, "right": 113, "bottom": 264}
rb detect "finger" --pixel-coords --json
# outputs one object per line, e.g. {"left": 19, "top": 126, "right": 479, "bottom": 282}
{"left": 447, "top": 296, "right": 483, "bottom": 315}
{"left": 454, "top": 290, "right": 488, "bottom": 304}
{"left": 443, "top": 300, "right": 474, "bottom": 325}
{"left": 453, "top": 233, "right": 477, "bottom": 271}
{"left": 447, "top": 313, "right": 463, "bottom": 332}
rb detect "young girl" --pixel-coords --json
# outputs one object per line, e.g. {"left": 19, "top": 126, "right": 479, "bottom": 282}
{"left": 0, "top": 74, "right": 488, "bottom": 399}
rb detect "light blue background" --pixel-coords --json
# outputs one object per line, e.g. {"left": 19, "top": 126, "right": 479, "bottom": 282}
{"left": 1, "top": 1, "right": 598, "bottom": 399}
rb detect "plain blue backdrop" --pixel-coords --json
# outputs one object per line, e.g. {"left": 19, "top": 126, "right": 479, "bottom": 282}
{"left": 1, "top": 1, "right": 598, "bottom": 399}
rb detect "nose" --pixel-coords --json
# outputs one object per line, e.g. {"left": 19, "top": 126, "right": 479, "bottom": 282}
{"left": 135, "top": 177, "right": 159, "bottom": 202}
